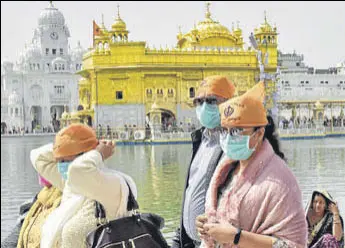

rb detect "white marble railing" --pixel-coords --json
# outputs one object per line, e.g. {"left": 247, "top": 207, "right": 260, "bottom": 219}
{"left": 96, "top": 127, "right": 192, "bottom": 141}
{"left": 278, "top": 127, "right": 345, "bottom": 135}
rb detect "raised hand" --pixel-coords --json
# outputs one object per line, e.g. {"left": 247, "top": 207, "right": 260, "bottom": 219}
{"left": 96, "top": 140, "right": 115, "bottom": 160}
{"left": 329, "top": 202, "right": 340, "bottom": 216}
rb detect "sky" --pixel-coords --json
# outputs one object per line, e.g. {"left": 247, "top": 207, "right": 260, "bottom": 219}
{"left": 1, "top": 1, "right": 345, "bottom": 69}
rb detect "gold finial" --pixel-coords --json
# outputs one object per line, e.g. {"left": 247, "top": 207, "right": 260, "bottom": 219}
{"left": 101, "top": 13, "right": 107, "bottom": 30}
{"left": 232, "top": 22, "right": 234, "bottom": 31}
{"left": 205, "top": 2, "right": 211, "bottom": 19}
{"left": 236, "top": 20, "right": 240, "bottom": 29}
{"left": 49, "top": 1, "right": 54, "bottom": 7}
{"left": 117, "top": 3, "right": 121, "bottom": 19}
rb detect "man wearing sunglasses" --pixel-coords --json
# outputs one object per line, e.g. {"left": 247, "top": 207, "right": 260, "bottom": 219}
{"left": 172, "top": 75, "right": 236, "bottom": 248}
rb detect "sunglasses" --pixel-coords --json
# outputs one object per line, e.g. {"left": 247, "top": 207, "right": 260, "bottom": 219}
{"left": 193, "top": 97, "right": 218, "bottom": 107}
{"left": 220, "top": 127, "right": 245, "bottom": 137}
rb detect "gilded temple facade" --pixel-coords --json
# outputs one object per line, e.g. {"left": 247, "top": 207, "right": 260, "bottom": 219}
{"left": 77, "top": 3, "right": 278, "bottom": 128}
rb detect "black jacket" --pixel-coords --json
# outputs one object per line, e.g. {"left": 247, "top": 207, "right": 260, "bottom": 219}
{"left": 171, "top": 128, "right": 223, "bottom": 248}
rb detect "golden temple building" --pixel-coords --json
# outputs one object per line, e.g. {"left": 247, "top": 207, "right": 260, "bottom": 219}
{"left": 77, "top": 3, "right": 278, "bottom": 128}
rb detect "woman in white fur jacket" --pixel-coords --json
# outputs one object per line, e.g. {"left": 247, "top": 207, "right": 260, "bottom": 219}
{"left": 30, "top": 123, "right": 137, "bottom": 248}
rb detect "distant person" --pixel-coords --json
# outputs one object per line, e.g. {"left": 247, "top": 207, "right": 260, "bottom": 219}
{"left": 97, "top": 124, "right": 102, "bottom": 138}
{"left": 306, "top": 190, "right": 344, "bottom": 248}
{"left": 106, "top": 125, "right": 111, "bottom": 138}
{"left": 279, "top": 119, "right": 284, "bottom": 129}
{"left": 179, "top": 122, "right": 184, "bottom": 132}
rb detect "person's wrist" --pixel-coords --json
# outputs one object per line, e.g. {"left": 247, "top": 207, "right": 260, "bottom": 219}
{"left": 228, "top": 225, "right": 237, "bottom": 242}
{"left": 96, "top": 149, "right": 104, "bottom": 161}
{"left": 233, "top": 227, "right": 242, "bottom": 245}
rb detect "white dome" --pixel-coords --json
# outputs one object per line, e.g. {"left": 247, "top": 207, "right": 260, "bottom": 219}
{"left": 38, "top": 2, "right": 65, "bottom": 26}
{"left": 8, "top": 91, "right": 21, "bottom": 105}
{"left": 71, "top": 41, "right": 85, "bottom": 61}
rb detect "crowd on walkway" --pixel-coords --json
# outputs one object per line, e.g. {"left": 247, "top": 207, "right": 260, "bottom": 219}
{"left": 279, "top": 116, "right": 345, "bottom": 130}
{"left": 1, "top": 76, "right": 344, "bottom": 248}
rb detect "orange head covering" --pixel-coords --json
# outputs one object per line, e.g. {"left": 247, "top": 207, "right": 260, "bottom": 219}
{"left": 196, "top": 75, "right": 236, "bottom": 99}
{"left": 220, "top": 81, "right": 268, "bottom": 128}
{"left": 242, "top": 81, "right": 265, "bottom": 102}
{"left": 53, "top": 123, "right": 98, "bottom": 159}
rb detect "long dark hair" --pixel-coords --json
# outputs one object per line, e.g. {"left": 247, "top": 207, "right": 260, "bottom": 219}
{"left": 255, "top": 115, "right": 286, "bottom": 161}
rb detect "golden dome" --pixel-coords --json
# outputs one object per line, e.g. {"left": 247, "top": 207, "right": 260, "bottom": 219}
{"left": 112, "top": 18, "right": 126, "bottom": 30}
{"left": 111, "top": 4, "right": 127, "bottom": 31}
{"left": 177, "top": 2, "right": 238, "bottom": 48}
{"left": 196, "top": 19, "right": 232, "bottom": 37}
{"left": 194, "top": 2, "right": 231, "bottom": 38}
{"left": 233, "top": 21, "right": 242, "bottom": 37}
{"left": 255, "top": 11, "right": 276, "bottom": 34}
{"left": 315, "top": 101, "right": 324, "bottom": 109}
{"left": 259, "top": 22, "right": 272, "bottom": 32}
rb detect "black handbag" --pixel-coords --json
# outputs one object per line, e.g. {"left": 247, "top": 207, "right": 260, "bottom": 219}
{"left": 86, "top": 182, "right": 169, "bottom": 248}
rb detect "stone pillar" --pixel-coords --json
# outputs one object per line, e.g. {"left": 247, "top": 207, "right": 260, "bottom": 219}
{"left": 149, "top": 111, "right": 162, "bottom": 140}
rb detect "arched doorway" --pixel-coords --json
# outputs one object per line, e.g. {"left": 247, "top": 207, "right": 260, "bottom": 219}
{"left": 160, "top": 109, "right": 175, "bottom": 132}
{"left": 30, "top": 106, "right": 42, "bottom": 131}
{"left": 147, "top": 108, "right": 176, "bottom": 132}
{"left": 50, "top": 106, "right": 65, "bottom": 119}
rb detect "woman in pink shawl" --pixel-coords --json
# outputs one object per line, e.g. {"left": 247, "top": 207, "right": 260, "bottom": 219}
{"left": 196, "top": 83, "right": 307, "bottom": 248}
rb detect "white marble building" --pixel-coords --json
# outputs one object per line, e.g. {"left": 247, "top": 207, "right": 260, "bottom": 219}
{"left": 276, "top": 51, "right": 345, "bottom": 122}
{"left": 1, "top": 2, "right": 85, "bottom": 133}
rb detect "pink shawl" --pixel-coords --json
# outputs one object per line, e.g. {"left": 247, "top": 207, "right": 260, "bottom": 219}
{"left": 203, "top": 140, "right": 307, "bottom": 248}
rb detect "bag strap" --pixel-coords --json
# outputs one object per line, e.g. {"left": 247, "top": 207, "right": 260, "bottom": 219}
{"left": 125, "top": 181, "right": 139, "bottom": 211}
{"left": 95, "top": 181, "right": 139, "bottom": 219}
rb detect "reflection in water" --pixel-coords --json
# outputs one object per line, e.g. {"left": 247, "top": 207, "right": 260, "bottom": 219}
{"left": 1, "top": 137, "right": 345, "bottom": 243}
{"left": 105, "top": 145, "right": 191, "bottom": 241}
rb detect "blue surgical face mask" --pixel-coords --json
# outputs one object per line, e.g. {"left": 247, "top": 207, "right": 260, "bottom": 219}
{"left": 57, "top": 161, "right": 72, "bottom": 180}
{"left": 195, "top": 102, "right": 221, "bottom": 129}
{"left": 220, "top": 131, "right": 258, "bottom": 160}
